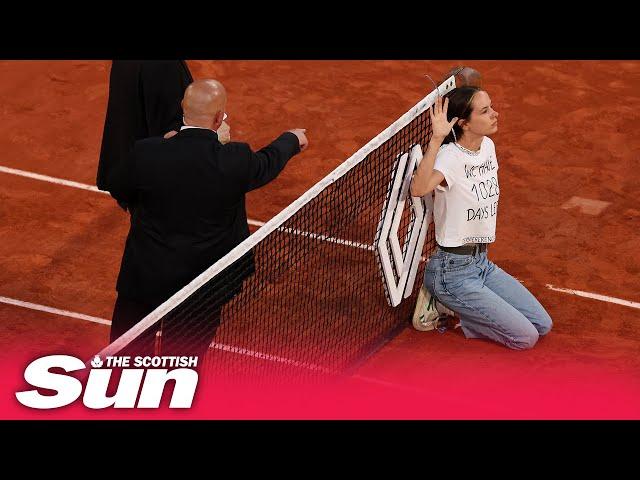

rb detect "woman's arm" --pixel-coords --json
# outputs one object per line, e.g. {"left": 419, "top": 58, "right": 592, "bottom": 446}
{"left": 410, "top": 136, "right": 446, "bottom": 197}
{"left": 410, "top": 96, "right": 458, "bottom": 197}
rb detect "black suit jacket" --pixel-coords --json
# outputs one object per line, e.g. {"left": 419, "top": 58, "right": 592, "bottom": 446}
{"left": 108, "top": 128, "right": 301, "bottom": 303}
{"left": 97, "top": 60, "right": 193, "bottom": 192}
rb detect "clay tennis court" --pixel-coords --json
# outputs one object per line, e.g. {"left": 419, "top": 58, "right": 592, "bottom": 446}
{"left": 1, "top": 60, "right": 639, "bottom": 418}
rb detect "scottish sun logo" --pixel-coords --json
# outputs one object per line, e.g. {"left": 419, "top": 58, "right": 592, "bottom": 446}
{"left": 15, "top": 353, "right": 200, "bottom": 410}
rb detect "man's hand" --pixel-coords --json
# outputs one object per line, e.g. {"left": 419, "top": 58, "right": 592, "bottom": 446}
{"left": 217, "top": 121, "right": 231, "bottom": 144}
{"left": 288, "top": 128, "right": 308, "bottom": 152}
{"left": 164, "top": 130, "right": 178, "bottom": 139}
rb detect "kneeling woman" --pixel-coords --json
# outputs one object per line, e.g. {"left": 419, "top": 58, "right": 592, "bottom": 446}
{"left": 411, "top": 87, "right": 552, "bottom": 350}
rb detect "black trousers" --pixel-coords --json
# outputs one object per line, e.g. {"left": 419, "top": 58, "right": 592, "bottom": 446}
{"left": 110, "top": 295, "right": 220, "bottom": 363}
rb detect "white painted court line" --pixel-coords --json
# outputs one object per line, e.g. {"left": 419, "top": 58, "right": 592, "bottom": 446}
{"left": 0, "top": 165, "right": 372, "bottom": 247}
{"left": 0, "top": 165, "right": 107, "bottom": 194}
{"left": 0, "top": 294, "right": 329, "bottom": 373}
{"left": 0, "top": 166, "right": 280, "bottom": 233}
{"left": 278, "top": 226, "right": 374, "bottom": 251}
{"left": 0, "top": 295, "right": 112, "bottom": 325}
{"left": 5, "top": 283, "right": 638, "bottom": 336}
{"left": 248, "top": 221, "right": 372, "bottom": 250}
{"left": 209, "top": 342, "right": 332, "bottom": 374}
{"left": 1, "top": 164, "right": 268, "bottom": 226}
{"left": 546, "top": 284, "right": 640, "bottom": 310}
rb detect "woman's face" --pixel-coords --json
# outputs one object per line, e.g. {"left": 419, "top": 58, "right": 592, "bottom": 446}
{"left": 463, "top": 91, "right": 499, "bottom": 136}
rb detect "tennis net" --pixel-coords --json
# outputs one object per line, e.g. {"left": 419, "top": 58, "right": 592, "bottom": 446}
{"left": 95, "top": 75, "right": 457, "bottom": 384}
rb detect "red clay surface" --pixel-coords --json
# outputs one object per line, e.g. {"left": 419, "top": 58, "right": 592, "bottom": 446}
{"left": 1, "top": 60, "right": 639, "bottom": 418}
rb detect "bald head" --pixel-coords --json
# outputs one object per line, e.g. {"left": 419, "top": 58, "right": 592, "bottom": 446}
{"left": 182, "top": 79, "right": 227, "bottom": 130}
{"left": 444, "top": 66, "right": 482, "bottom": 88}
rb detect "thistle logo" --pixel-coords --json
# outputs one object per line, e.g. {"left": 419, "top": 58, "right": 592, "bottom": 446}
{"left": 15, "top": 354, "right": 199, "bottom": 409}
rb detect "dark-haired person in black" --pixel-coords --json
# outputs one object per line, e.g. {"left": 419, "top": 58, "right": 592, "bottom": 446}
{"left": 97, "top": 61, "right": 193, "bottom": 209}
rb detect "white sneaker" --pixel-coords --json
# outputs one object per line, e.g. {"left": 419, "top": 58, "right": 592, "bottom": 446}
{"left": 412, "top": 286, "right": 439, "bottom": 331}
{"left": 412, "top": 286, "right": 458, "bottom": 332}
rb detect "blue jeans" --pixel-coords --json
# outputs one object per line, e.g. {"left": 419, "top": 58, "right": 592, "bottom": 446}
{"left": 424, "top": 248, "right": 553, "bottom": 350}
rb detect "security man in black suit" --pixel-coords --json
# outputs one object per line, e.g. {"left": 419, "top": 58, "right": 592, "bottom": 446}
{"left": 107, "top": 79, "right": 308, "bottom": 359}
{"left": 97, "top": 61, "right": 194, "bottom": 209}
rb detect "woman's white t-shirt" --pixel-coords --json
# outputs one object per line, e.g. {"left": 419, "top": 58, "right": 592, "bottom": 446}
{"left": 432, "top": 136, "right": 500, "bottom": 247}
